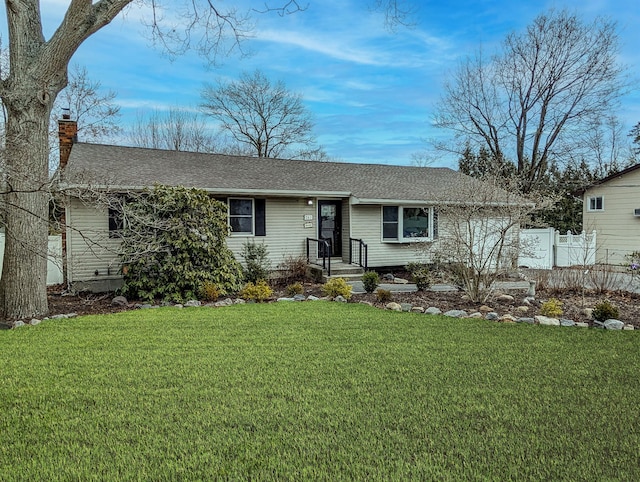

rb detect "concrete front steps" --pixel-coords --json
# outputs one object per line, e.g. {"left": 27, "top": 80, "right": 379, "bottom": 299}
{"left": 308, "top": 259, "right": 365, "bottom": 282}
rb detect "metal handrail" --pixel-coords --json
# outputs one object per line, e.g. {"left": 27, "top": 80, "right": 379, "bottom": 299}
{"left": 349, "top": 238, "right": 368, "bottom": 271}
{"left": 306, "top": 237, "right": 332, "bottom": 276}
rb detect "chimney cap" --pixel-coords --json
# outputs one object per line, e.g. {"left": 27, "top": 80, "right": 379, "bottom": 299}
{"left": 62, "top": 107, "right": 71, "bottom": 120}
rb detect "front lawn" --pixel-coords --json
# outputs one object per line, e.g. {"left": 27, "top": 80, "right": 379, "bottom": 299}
{"left": 1, "top": 302, "right": 638, "bottom": 480}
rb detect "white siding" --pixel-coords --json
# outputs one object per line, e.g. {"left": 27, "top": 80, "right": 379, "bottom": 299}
{"left": 69, "top": 196, "right": 320, "bottom": 284}
{"left": 341, "top": 201, "right": 350, "bottom": 260}
{"left": 350, "top": 205, "right": 430, "bottom": 267}
{"left": 66, "top": 197, "right": 122, "bottom": 283}
{"left": 583, "top": 169, "right": 640, "bottom": 265}
{"left": 226, "top": 197, "right": 318, "bottom": 267}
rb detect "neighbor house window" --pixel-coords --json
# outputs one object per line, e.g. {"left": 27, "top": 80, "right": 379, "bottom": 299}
{"left": 588, "top": 196, "right": 604, "bottom": 211}
{"left": 229, "top": 198, "right": 254, "bottom": 235}
{"left": 382, "top": 206, "right": 434, "bottom": 242}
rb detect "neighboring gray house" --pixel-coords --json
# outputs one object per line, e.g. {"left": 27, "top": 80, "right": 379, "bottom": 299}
{"left": 58, "top": 119, "right": 509, "bottom": 292}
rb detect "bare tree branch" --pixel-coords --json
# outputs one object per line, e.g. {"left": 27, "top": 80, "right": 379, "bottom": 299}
{"left": 128, "top": 107, "right": 218, "bottom": 153}
{"left": 200, "top": 69, "right": 318, "bottom": 158}
{"left": 434, "top": 9, "right": 629, "bottom": 193}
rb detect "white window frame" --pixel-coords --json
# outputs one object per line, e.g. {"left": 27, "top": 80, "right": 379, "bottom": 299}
{"left": 588, "top": 196, "right": 604, "bottom": 212}
{"left": 228, "top": 198, "right": 254, "bottom": 236}
{"left": 381, "top": 206, "right": 434, "bottom": 243}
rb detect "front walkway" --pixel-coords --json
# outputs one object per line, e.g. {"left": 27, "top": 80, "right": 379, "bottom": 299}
{"left": 349, "top": 271, "right": 640, "bottom": 295}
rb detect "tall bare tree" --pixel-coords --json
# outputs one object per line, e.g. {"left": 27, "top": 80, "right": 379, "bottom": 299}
{"left": 0, "top": 1, "right": 263, "bottom": 320}
{"left": 0, "top": 1, "right": 407, "bottom": 319}
{"left": 434, "top": 9, "right": 628, "bottom": 193}
{"left": 128, "top": 107, "right": 217, "bottom": 153}
{"left": 55, "top": 64, "right": 120, "bottom": 143}
{"left": 47, "top": 64, "right": 121, "bottom": 171}
{"left": 200, "top": 69, "right": 317, "bottom": 158}
{"left": 417, "top": 175, "right": 552, "bottom": 302}
{"left": 630, "top": 122, "right": 640, "bottom": 161}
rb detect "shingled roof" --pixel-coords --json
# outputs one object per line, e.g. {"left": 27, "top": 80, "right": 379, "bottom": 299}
{"left": 62, "top": 143, "right": 493, "bottom": 204}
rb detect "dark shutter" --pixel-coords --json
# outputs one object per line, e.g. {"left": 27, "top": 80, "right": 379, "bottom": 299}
{"left": 255, "top": 198, "right": 266, "bottom": 236}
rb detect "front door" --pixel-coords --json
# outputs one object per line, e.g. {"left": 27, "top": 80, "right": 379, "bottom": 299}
{"left": 318, "top": 200, "right": 342, "bottom": 257}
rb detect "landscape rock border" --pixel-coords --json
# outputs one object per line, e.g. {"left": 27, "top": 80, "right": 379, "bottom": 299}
{"left": 8, "top": 292, "right": 635, "bottom": 331}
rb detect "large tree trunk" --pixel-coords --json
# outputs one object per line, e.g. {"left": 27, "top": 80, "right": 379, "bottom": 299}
{"left": 0, "top": 0, "right": 135, "bottom": 320}
{"left": 0, "top": 96, "right": 53, "bottom": 320}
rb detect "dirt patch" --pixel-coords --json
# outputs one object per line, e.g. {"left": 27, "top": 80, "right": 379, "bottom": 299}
{"left": 47, "top": 288, "right": 131, "bottom": 318}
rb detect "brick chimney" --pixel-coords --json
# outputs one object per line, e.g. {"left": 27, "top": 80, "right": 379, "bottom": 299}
{"left": 58, "top": 109, "right": 78, "bottom": 169}
{"left": 57, "top": 110, "right": 78, "bottom": 288}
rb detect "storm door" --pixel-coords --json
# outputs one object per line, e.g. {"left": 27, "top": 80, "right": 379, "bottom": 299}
{"left": 318, "top": 200, "right": 342, "bottom": 257}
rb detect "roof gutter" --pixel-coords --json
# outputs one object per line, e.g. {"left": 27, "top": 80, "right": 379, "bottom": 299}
{"left": 59, "top": 183, "right": 353, "bottom": 199}
{"left": 351, "top": 197, "right": 530, "bottom": 207}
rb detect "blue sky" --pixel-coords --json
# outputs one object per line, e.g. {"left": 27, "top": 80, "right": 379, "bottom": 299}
{"left": 8, "top": 1, "right": 640, "bottom": 167}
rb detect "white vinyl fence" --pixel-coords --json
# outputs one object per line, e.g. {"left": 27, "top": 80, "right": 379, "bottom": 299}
{"left": 0, "top": 233, "right": 64, "bottom": 286}
{"left": 519, "top": 228, "right": 596, "bottom": 269}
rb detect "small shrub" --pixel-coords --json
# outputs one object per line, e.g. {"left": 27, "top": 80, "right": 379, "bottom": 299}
{"left": 322, "top": 277, "right": 352, "bottom": 300}
{"left": 362, "top": 271, "right": 380, "bottom": 293}
{"left": 592, "top": 300, "right": 619, "bottom": 322}
{"left": 406, "top": 262, "right": 432, "bottom": 291}
{"left": 589, "top": 265, "right": 622, "bottom": 294}
{"left": 375, "top": 289, "right": 392, "bottom": 303}
{"left": 405, "top": 262, "right": 422, "bottom": 273}
{"left": 625, "top": 251, "right": 640, "bottom": 273}
{"left": 524, "top": 269, "right": 551, "bottom": 291}
{"left": 239, "top": 280, "right": 274, "bottom": 303}
{"left": 277, "top": 255, "right": 309, "bottom": 284}
{"left": 241, "top": 241, "right": 271, "bottom": 283}
{"left": 556, "top": 268, "right": 584, "bottom": 292}
{"left": 308, "top": 267, "right": 324, "bottom": 284}
{"left": 415, "top": 269, "right": 432, "bottom": 291}
{"left": 540, "top": 298, "right": 563, "bottom": 318}
{"left": 285, "top": 282, "right": 304, "bottom": 296}
{"left": 199, "top": 281, "right": 221, "bottom": 302}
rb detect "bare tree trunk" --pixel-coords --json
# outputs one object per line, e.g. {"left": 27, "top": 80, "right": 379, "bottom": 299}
{"left": 0, "top": 97, "right": 52, "bottom": 319}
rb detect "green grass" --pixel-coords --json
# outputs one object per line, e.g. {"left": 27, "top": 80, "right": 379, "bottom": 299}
{"left": 1, "top": 302, "right": 639, "bottom": 480}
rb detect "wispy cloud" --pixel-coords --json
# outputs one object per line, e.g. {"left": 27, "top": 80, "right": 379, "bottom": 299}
{"left": 8, "top": 0, "right": 638, "bottom": 167}
{"left": 255, "top": 28, "right": 392, "bottom": 66}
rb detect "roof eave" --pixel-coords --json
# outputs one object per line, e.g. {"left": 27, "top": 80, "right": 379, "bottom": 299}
{"left": 59, "top": 183, "right": 353, "bottom": 199}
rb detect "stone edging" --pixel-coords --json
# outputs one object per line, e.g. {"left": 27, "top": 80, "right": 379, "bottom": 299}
{"left": 8, "top": 294, "right": 635, "bottom": 331}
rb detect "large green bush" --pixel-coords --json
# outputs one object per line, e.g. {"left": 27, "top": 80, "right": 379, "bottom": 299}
{"left": 118, "top": 185, "right": 243, "bottom": 302}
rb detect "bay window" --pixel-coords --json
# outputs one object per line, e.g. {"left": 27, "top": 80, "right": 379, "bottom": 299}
{"left": 382, "top": 206, "right": 435, "bottom": 242}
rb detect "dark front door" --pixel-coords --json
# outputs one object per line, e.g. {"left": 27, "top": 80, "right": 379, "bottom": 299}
{"left": 318, "top": 200, "right": 342, "bottom": 257}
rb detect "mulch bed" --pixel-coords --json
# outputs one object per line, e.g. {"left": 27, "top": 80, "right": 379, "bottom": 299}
{"left": 46, "top": 282, "right": 640, "bottom": 327}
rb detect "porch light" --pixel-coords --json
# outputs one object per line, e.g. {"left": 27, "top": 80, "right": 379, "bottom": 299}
{"left": 306, "top": 198, "right": 314, "bottom": 206}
